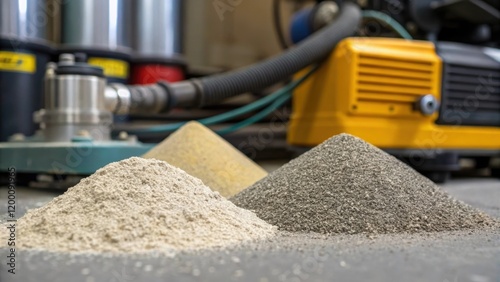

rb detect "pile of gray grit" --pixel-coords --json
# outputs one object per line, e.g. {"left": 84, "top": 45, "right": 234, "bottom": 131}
{"left": 231, "top": 134, "right": 496, "bottom": 234}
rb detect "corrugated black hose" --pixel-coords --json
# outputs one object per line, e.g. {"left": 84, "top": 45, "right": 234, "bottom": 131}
{"left": 148, "top": 2, "right": 361, "bottom": 111}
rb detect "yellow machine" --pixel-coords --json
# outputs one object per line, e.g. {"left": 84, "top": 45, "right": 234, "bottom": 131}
{"left": 289, "top": 38, "right": 500, "bottom": 181}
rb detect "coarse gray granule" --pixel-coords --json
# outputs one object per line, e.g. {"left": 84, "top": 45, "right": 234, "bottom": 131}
{"left": 231, "top": 134, "right": 497, "bottom": 234}
{"left": 14, "top": 157, "right": 276, "bottom": 254}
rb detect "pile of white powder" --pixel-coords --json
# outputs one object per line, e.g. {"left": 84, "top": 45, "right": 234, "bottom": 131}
{"left": 15, "top": 157, "right": 276, "bottom": 254}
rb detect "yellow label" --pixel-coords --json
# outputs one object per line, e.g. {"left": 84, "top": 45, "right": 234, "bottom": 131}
{"left": 88, "top": 57, "right": 129, "bottom": 79}
{"left": 0, "top": 51, "right": 36, "bottom": 73}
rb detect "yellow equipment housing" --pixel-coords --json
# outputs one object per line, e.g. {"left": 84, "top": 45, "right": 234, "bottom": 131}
{"left": 288, "top": 38, "right": 500, "bottom": 151}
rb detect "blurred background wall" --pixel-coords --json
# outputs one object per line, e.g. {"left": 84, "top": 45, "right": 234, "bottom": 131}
{"left": 183, "top": 0, "right": 309, "bottom": 70}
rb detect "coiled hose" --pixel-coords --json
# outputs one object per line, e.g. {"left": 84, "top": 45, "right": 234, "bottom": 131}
{"left": 166, "top": 2, "right": 361, "bottom": 109}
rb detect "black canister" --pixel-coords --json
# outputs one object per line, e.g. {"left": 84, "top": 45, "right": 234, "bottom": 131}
{"left": 0, "top": 37, "right": 54, "bottom": 141}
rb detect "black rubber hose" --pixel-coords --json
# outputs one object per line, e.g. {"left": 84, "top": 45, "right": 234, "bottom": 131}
{"left": 190, "top": 2, "right": 361, "bottom": 107}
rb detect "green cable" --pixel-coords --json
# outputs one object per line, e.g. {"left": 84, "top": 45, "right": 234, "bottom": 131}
{"left": 125, "top": 81, "right": 289, "bottom": 134}
{"left": 125, "top": 65, "right": 318, "bottom": 135}
{"left": 362, "top": 10, "right": 413, "bottom": 40}
{"left": 217, "top": 92, "right": 292, "bottom": 135}
{"left": 217, "top": 65, "right": 320, "bottom": 135}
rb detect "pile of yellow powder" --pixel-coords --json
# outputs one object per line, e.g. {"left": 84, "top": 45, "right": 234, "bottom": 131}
{"left": 143, "top": 121, "right": 268, "bottom": 197}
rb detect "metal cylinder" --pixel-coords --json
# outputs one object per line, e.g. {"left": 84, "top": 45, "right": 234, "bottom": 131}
{"left": 133, "top": 0, "right": 182, "bottom": 57}
{"left": 0, "top": 0, "right": 53, "bottom": 141}
{"left": 131, "top": 0, "right": 185, "bottom": 85}
{"left": 0, "top": 0, "right": 49, "bottom": 42}
{"left": 0, "top": 39, "right": 53, "bottom": 141}
{"left": 61, "top": 0, "right": 132, "bottom": 51}
{"left": 36, "top": 55, "right": 112, "bottom": 142}
{"left": 104, "top": 83, "right": 170, "bottom": 115}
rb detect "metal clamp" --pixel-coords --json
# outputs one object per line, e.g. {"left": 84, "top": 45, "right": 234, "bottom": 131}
{"left": 107, "top": 84, "right": 131, "bottom": 115}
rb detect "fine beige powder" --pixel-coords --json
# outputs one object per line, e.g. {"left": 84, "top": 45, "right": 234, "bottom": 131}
{"left": 143, "top": 121, "right": 268, "bottom": 197}
{"left": 15, "top": 157, "right": 276, "bottom": 254}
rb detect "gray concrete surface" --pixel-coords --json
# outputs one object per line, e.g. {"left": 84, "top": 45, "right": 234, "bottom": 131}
{"left": 0, "top": 178, "right": 499, "bottom": 282}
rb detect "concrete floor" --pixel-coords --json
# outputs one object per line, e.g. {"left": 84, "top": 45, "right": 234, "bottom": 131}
{"left": 0, "top": 178, "right": 499, "bottom": 282}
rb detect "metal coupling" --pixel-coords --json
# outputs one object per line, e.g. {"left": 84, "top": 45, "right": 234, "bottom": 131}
{"left": 105, "top": 84, "right": 132, "bottom": 115}
{"left": 312, "top": 1, "right": 340, "bottom": 31}
{"left": 105, "top": 83, "right": 170, "bottom": 115}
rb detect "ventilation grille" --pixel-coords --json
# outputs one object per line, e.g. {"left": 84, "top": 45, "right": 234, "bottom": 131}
{"left": 354, "top": 55, "right": 436, "bottom": 115}
{"left": 437, "top": 64, "right": 500, "bottom": 126}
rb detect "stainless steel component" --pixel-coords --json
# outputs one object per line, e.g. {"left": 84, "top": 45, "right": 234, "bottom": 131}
{"left": 36, "top": 56, "right": 112, "bottom": 142}
{"left": 0, "top": 0, "right": 48, "bottom": 41}
{"left": 59, "top": 53, "right": 75, "bottom": 64}
{"left": 104, "top": 86, "right": 120, "bottom": 114}
{"left": 61, "top": 0, "right": 132, "bottom": 50}
{"left": 105, "top": 83, "right": 170, "bottom": 115}
{"left": 416, "top": 94, "right": 440, "bottom": 116}
{"left": 46, "top": 0, "right": 62, "bottom": 44}
{"left": 133, "top": 0, "right": 182, "bottom": 56}
{"left": 105, "top": 84, "right": 131, "bottom": 115}
{"left": 312, "top": 1, "right": 340, "bottom": 31}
